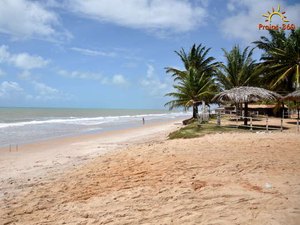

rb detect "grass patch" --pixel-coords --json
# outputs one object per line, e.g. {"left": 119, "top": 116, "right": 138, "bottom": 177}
{"left": 168, "top": 121, "right": 240, "bottom": 139}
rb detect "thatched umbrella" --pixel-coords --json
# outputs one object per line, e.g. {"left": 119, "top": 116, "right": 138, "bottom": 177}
{"left": 283, "top": 90, "right": 300, "bottom": 101}
{"left": 283, "top": 90, "right": 300, "bottom": 119}
{"left": 213, "top": 86, "right": 281, "bottom": 125}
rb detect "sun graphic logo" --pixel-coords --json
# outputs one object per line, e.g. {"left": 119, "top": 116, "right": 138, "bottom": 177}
{"left": 258, "top": 4, "right": 296, "bottom": 31}
{"left": 262, "top": 5, "right": 289, "bottom": 23}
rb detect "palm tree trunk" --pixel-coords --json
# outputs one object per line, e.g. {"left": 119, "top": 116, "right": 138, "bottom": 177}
{"left": 244, "top": 102, "right": 248, "bottom": 125}
{"left": 193, "top": 104, "right": 198, "bottom": 118}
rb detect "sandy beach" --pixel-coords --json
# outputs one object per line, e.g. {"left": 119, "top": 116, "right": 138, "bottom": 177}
{"left": 1, "top": 119, "right": 300, "bottom": 225}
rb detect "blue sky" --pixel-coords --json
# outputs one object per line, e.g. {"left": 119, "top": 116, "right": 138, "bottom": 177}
{"left": 0, "top": 0, "right": 299, "bottom": 109}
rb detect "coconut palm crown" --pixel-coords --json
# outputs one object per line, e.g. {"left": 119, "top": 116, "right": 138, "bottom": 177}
{"left": 254, "top": 28, "right": 300, "bottom": 91}
{"left": 165, "top": 68, "right": 217, "bottom": 111}
{"left": 165, "top": 44, "right": 218, "bottom": 118}
{"left": 215, "top": 45, "right": 263, "bottom": 90}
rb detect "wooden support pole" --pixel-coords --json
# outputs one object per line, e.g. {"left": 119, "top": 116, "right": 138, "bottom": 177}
{"left": 281, "top": 110, "right": 284, "bottom": 132}
{"left": 266, "top": 115, "right": 269, "bottom": 132}
{"left": 217, "top": 112, "right": 221, "bottom": 126}
{"left": 244, "top": 102, "right": 248, "bottom": 126}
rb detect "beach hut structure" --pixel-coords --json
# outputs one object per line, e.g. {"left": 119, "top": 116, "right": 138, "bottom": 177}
{"left": 247, "top": 104, "right": 288, "bottom": 117}
{"left": 283, "top": 90, "right": 300, "bottom": 119}
{"left": 213, "top": 86, "right": 281, "bottom": 125}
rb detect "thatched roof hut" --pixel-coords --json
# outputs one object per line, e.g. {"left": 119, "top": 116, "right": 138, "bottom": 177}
{"left": 283, "top": 90, "right": 300, "bottom": 119}
{"left": 283, "top": 90, "right": 300, "bottom": 101}
{"left": 248, "top": 104, "right": 288, "bottom": 117}
{"left": 213, "top": 86, "right": 281, "bottom": 103}
{"left": 213, "top": 87, "right": 281, "bottom": 125}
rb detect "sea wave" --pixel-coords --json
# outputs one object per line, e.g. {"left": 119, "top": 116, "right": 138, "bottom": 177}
{"left": 0, "top": 112, "right": 190, "bottom": 129}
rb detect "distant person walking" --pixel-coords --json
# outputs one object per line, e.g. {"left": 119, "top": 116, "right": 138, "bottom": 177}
{"left": 142, "top": 117, "right": 145, "bottom": 125}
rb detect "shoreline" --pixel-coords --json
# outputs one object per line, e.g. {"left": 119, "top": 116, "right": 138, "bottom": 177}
{"left": 0, "top": 118, "right": 184, "bottom": 152}
{"left": 0, "top": 108, "right": 190, "bottom": 148}
{"left": 0, "top": 118, "right": 184, "bottom": 199}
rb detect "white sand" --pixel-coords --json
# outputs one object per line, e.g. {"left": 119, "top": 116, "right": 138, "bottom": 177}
{"left": 1, "top": 118, "right": 300, "bottom": 225}
{"left": 0, "top": 120, "right": 182, "bottom": 198}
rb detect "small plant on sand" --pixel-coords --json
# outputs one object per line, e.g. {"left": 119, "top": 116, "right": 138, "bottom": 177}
{"left": 168, "top": 121, "right": 238, "bottom": 139}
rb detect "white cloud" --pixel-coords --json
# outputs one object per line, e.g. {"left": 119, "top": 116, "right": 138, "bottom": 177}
{"left": 221, "top": 0, "right": 300, "bottom": 43}
{"left": 140, "top": 64, "right": 171, "bottom": 96}
{"left": 68, "top": 0, "right": 207, "bottom": 33}
{"left": 0, "top": 45, "right": 10, "bottom": 62}
{"left": 70, "top": 47, "right": 116, "bottom": 57}
{"left": 227, "top": 2, "right": 236, "bottom": 12}
{"left": 58, "top": 69, "right": 130, "bottom": 86}
{"left": 32, "top": 81, "right": 58, "bottom": 96}
{"left": 0, "top": 45, "right": 49, "bottom": 70}
{"left": 58, "top": 70, "right": 108, "bottom": 84}
{"left": 146, "top": 64, "right": 155, "bottom": 78}
{"left": 112, "top": 74, "right": 128, "bottom": 86}
{"left": 11, "top": 53, "right": 49, "bottom": 70}
{"left": 0, "top": 0, "right": 70, "bottom": 41}
{"left": 0, "top": 79, "right": 70, "bottom": 102}
{"left": 0, "top": 81, "right": 23, "bottom": 98}
{"left": 0, "top": 68, "right": 5, "bottom": 77}
{"left": 28, "top": 81, "right": 70, "bottom": 101}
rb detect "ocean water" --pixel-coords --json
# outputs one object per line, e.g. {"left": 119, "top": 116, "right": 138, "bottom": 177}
{"left": 0, "top": 107, "right": 190, "bottom": 147}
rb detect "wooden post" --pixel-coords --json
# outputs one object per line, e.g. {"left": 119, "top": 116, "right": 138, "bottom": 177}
{"left": 217, "top": 112, "right": 221, "bottom": 126}
{"left": 266, "top": 115, "right": 269, "bottom": 132}
{"left": 244, "top": 102, "right": 248, "bottom": 126}
{"left": 297, "top": 118, "right": 299, "bottom": 133}
{"left": 250, "top": 117, "right": 253, "bottom": 131}
{"left": 280, "top": 110, "right": 284, "bottom": 132}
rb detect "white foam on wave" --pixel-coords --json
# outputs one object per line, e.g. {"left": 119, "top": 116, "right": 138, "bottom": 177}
{"left": 0, "top": 112, "right": 191, "bottom": 129}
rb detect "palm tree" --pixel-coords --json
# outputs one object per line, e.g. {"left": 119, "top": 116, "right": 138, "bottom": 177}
{"left": 216, "top": 45, "right": 262, "bottom": 90}
{"left": 254, "top": 28, "right": 300, "bottom": 92}
{"left": 165, "top": 68, "right": 217, "bottom": 118}
{"left": 253, "top": 30, "right": 287, "bottom": 54}
{"left": 165, "top": 44, "right": 218, "bottom": 118}
{"left": 215, "top": 45, "right": 263, "bottom": 118}
{"left": 171, "top": 44, "right": 217, "bottom": 72}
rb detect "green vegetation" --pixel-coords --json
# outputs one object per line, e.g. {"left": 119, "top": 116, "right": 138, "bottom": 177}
{"left": 216, "top": 45, "right": 262, "bottom": 90}
{"left": 168, "top": 121, "right": 239, "bottom": 139}
{"left": 254, "top": 28, "right": 300, "bottom": 92}
{"left": 166, "top": 29, "right": 300, "bottom": 137}
{"left": 165, "top": 44, "right": 219, "bottom": 118}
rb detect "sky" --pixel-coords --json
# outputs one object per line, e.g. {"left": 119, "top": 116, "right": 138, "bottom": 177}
{"left": 0, "top": 0, "right": 299, "bottom": 109}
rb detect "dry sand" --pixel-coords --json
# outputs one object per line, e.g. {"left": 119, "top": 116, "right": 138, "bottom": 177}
{"left": 1, "top": 119, "right": 300, "bottom": 225}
